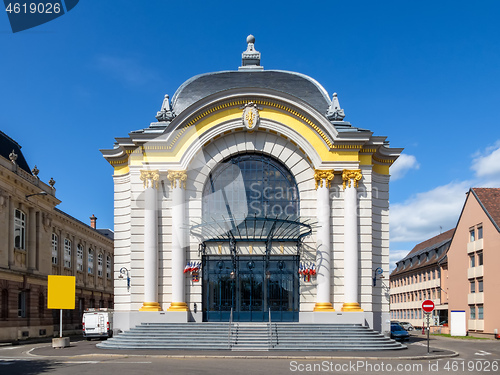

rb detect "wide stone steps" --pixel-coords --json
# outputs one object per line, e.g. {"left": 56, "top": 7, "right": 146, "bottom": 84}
{"left": 97, "top": 322, "right": 406, "bottom": 351}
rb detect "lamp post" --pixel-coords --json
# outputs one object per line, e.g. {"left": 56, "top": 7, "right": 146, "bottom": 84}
{"left": 118, "top": 267, "right": 130, "bottom": 292}
{"left": 25, "top": 191, "right": 48, "bottom": 199}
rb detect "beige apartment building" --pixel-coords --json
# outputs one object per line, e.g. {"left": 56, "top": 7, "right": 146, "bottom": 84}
{"left": 0, "top": 131, "right": 114, "bottom": 342}
{"left": 447, "top": 188, "right": 500, "bottom": 336}
{"left": 391, "top": 187, "right": 500, "bottom": 337}
{"left": 389, "top": 229, "right": 453, "bottom": 328}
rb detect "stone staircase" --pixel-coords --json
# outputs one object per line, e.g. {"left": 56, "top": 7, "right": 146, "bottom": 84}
{"left": 97, "top": 322, "right": 406, "bottom": 351}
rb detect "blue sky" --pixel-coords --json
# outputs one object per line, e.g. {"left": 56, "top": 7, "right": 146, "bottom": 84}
{"left": 2, "top": 1, "right": 500, "bottom": 269}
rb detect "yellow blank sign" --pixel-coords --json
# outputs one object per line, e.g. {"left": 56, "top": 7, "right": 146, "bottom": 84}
{"left": 48, "top": 276, "right": 76, "bottom": 310}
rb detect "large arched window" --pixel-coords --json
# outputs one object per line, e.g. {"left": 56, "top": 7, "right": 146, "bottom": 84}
{"left": 202, "top": 153, "right": 299, "bottom": 221}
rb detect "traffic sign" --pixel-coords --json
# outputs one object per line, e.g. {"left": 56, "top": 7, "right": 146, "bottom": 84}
{"left": 422, "top": 299, "right": 435, "bottom": 313}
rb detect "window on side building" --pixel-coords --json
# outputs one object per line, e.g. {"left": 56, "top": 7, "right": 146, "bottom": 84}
{"left": 88, "top": 249, "right": 94, "bottom": 274}
{"left": 470, "top": 305, "right": 476, "bottom": 320}
{"left": 470, "top": 254, "right": 475, "bottom": 268}
{"left": 14, "top": 209, "right": 26, "bottom": 249}
{"left": 469, "top": 228, "right": 475, "bottom": 242}
{"left": 51, "top": 233, "right": 58, "bottom": 265}
{"left": 77, "top": 244, "right": 84, "bottom": 272}
{"left": 478, "top": 305, "right": 483, "bottom": 320}
{"left": 64, "top": 239, "right": 71, "bottom": 268}
{"left": 477, "top": 226, "right": 483, "bottom": 240}
{"left": 478, "top": 278, "right": 483, "bottom": 293}
{"left": 17, "top": 291, "right": 26, "bottom": 318}
{"left": 477, "top": 252, "right": 483, "bottom": 266}
{"left": 106, "top": 255, "right": 111, "bottom": 279}
{"left": 97, "top": 253, "right": 103, "bottom": 277}
{"left": 470, "top": 280, "right": 475, "bottom": 293}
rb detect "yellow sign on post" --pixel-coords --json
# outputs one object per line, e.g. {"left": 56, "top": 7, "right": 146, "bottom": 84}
{"left": 48, "top": 275, "right": 76, "bottom": 310}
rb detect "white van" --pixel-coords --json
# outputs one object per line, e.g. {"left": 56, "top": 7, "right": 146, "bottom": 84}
{"left": 82, "top": 308, "right": 113, "bottom": 340}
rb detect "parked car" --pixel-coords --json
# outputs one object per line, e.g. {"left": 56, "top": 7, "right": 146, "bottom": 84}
{"left": 391, "top": 322, "right": 410, "bottom": 341}
{"left": 399, "top": 321, "right": 414, "bottom": 331}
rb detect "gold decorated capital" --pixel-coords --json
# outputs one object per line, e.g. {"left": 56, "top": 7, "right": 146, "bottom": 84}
{"left": 314, "top": 169, "right": 334, "bottom": 190}
{"left": 140, "top": 170, "right": 160, "bottom": 189}
{"left": 167, "top": 170, "right": 187, "bottom": 189}
{"left": 342, "top": 169, "right": 362, "bottom": 189}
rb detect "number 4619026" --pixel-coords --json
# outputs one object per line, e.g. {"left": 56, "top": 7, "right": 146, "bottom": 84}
{"left": 5, "top": 2, "right": 62, "bottom": 14}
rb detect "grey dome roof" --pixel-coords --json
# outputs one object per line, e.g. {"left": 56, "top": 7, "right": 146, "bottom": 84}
{"left": 171, "top": 70, "right": 331, "bottom": 115}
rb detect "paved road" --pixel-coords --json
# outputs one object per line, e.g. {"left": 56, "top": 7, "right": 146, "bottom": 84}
{"left": 0, "top": 334, "right": 498, "bottom": 375}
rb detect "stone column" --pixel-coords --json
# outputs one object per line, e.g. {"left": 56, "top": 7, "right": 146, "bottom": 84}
{"left": 313, "top": 170, "right": 335, "bottom": 312}
{"left": 28, "top": 207, "right": 37, "bottom": 271}
{"left": 139, "top": 170, "right": 162, "bottom": 311}
{"left": 342, "top": 169, "right": 363, "bottom": 312}
{"left": 167, "top": 170, "right": 189, "bottom": 312}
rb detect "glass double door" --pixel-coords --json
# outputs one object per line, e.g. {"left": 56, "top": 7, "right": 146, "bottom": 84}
{"left": 202, "top": 255, "right": 299, "bottom": 322}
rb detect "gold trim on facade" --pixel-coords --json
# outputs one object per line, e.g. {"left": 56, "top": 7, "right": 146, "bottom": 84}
{"left": 167, "top": 302, "right": 189, "bottom": 312}
{"left": 314, "top": 169, "right": 335, "bottom": 190}
{"left": 342, "top": 169, "right": 362, "bottom": 189}
{"left": 341, "top": 302, "right": 364, "bottom": 312}
{"left": 139, "top": 302, "right": 163, "bottom": 311}
{"left": 167, "top": 170, "right": 188, "bottom": 189}
{"left": 140, "top": 170, "right": 160, "bottom": 189}
{"left": 313, "top": 302, "right": 335, "bottom": 312}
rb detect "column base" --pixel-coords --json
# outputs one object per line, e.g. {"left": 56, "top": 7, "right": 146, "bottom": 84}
{"left": 341, "top": 302, "right": 363, "bottom": 312}
{"left": 167, "top": 302, "right": 189, "bottom": 312}
{"left": 139, "top": 302, "right": 163, "bottom": 311}
{"left": 313, "top": 302, "right": 335, "bottom": 312}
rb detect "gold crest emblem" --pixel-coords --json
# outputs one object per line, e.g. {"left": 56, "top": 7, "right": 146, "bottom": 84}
{"left": 242, "top": 102, "right": 260, "bottom": 132}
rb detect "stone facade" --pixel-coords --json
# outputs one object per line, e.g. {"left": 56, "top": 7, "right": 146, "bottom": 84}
{"left": 0, "top": 131, "right": 114, "bottom": 342}
{"left": 102, "top": 36, "right": 401, "bottom": 334}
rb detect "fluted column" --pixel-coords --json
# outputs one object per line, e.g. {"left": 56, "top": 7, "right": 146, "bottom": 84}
{"left": 341, "top": 169, "right": 363, "bottom": 312}
{"left": 313, "top": 170, "right": 335, "bottom": 312}
{"left": 167, "top": 170, "right": 189, "bottom": 312}
{"left": 139, "top": 170, "right": 162, "bottom": 311}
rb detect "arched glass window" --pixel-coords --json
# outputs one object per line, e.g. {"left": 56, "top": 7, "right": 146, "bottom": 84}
{"left": 202, "top": 153, "right": 299, "bottom": 221}
{"left": 88, "top": 249, "right": 94, "bottom": 274}
{"left": 51, "top": 234, "right": 58, "bottom": 265}
{"left": 14, "top": 209, "right": 26, "bottom": 249}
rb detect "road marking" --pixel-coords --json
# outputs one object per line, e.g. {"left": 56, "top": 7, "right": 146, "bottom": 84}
{"left": 475, "top": 350, "right": 491, "bottom": 356}
{"left": 59, "top": 361, "right": 152, "bottom": 364}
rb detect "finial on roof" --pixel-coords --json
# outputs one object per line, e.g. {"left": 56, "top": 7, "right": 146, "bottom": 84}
{"left": 156, "top": 94, "right": 175, "bottom": 122}
{"left": 239, "top": 34, "right": 263, "bottom": 71}
{"left": 326, "top": 92, "right": 346, "bottom": 121}
{"left": 9, "top": 149, "right": 17, "bottom": 164}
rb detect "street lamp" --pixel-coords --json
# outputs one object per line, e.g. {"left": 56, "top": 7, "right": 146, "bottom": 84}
{"left": 373, "top": 267, "right": 384, "bottom": 287}
{"left": 118, "top": 267, "right": 131, "bottom": 291}
{"left": 25, "top": 191, "right": 48, "bottom": 199}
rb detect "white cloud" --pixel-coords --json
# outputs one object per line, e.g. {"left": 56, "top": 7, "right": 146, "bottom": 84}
{"left": 390, "top": 180, "right": 469, "bottom": 243}
{"left": 390, "top": 154, "right": 420, "bottom": 181}
{"left": 471, "top": 141, "right": 500, "bottom": 181}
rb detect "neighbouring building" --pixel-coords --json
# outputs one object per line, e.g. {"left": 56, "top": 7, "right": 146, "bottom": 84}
{"left": 389, "top": 229, "right": 453, "bottom": 329}
{"left": 0, "top": 131, "right": 114, "bottom": 342}
{"left": 101, "top": 36, "right": 402, "bottom": 334}
{"left": 447, "top": 188, "right": 500, "bottom": 337}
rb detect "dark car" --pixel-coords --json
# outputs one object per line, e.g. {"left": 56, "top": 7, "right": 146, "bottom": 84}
{"left": 391, "top": 322, "right": 410, "bottom": 341}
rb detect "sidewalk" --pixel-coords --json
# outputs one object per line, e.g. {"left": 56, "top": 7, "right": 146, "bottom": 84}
{"left": 26, "top": 337, "right": 458, "bottom": 360}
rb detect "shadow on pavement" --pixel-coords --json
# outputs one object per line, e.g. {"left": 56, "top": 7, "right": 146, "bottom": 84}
{"left": 0, "top": 359, "right": 62, "bottom": 375}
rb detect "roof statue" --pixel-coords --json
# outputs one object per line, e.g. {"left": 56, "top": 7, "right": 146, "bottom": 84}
{"left": 156, "top": 94, "right": 176, "bottom": 122}
{"left": 326, "top": 92, "right": 346, "bottom": 121}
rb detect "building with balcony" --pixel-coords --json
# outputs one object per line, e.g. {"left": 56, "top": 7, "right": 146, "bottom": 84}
{"left": 447, "top": 188, "right": 500, "bottom": 336}
{"left": 389, "top": 229, "right": 453, "bottom": 328}
{"left": 0, "top": 131, "right": 114, "bottom": 341}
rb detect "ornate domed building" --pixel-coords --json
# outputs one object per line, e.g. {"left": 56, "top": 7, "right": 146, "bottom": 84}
{"left": 101, "top": 36, "right": 402, "bottom": 336}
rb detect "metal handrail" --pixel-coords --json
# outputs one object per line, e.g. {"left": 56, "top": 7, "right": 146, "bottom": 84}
{"left": 228, "top": 307, "right": 233, "bottom": 349}
{"left": 268, "top": 308, "right": 272, "bottom": 349}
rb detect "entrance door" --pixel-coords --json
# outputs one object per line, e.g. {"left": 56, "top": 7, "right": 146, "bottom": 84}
{"left": 202, "top": 255, "right": 299, "bottom": 322}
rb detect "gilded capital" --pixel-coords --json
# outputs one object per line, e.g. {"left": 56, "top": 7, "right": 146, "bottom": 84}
{"left": 167, "top": 170, "right": 188, "bottom": 189}
{"left": 140, "top": 170, "right": 160, "bottom": 189}
{"left": 342, "top": 169, "right": 362, "bottom": 189}
{"left": 314, "top": 169, "right": 334, "bottom": 190}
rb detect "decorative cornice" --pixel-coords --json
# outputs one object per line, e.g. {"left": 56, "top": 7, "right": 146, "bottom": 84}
{"left": 140, "top": 170, "right": 160, "bottom": 189}
{"left": 167, "top": 170, "right": 187, "bottom": 189}
{"left": 342, "top": 169, "right": 362, "bottom": 189}
{"left": 314, "top": 169, "right": 334, "bottom": 189}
